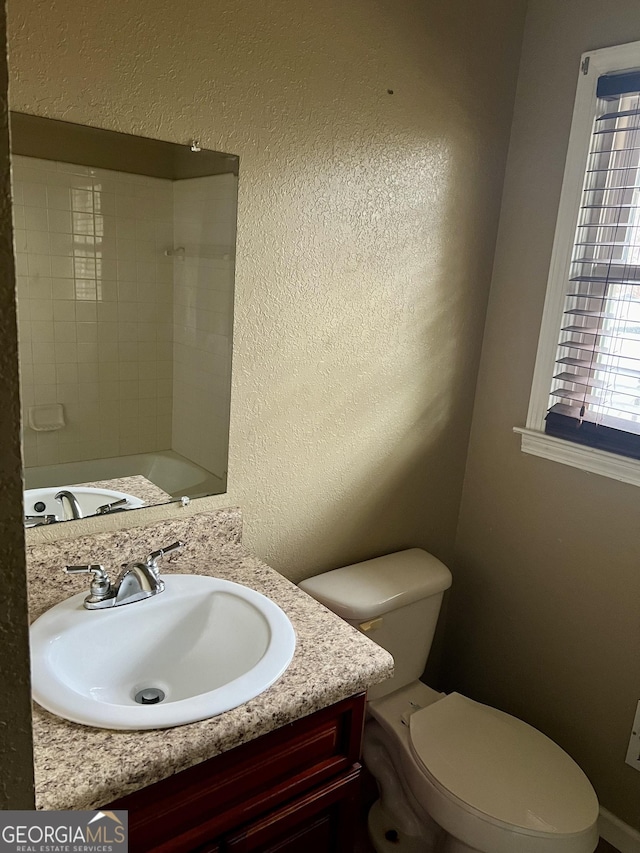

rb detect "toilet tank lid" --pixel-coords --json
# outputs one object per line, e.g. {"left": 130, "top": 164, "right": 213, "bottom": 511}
{"left": 298, "top": 548, "right": 452, "bottom": 621}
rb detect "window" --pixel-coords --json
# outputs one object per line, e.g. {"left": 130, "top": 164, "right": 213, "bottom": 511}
{"left": 518, "top": 39, "right": 640, "bottom": 487}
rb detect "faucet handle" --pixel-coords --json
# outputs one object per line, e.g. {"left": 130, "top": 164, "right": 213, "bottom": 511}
{"left": 95, "top": 497, "right": 128, "bottom": 515}
{"left": 24, "top": 514, "right": 58, "bottom": 526}
{"left": 65, "top": 565, "right": 112, "bottom": 600}
{"left": 146, "top": 541, "right": 185, "bottom": 571}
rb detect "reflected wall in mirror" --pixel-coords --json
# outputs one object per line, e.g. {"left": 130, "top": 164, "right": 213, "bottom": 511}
{"left": 11, "top": 113, "right": 239, "bottom": 526}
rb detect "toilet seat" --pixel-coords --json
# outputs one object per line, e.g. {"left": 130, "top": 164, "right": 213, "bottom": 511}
{"left": 406, "top": 692, "right": 599, "bottom": 851}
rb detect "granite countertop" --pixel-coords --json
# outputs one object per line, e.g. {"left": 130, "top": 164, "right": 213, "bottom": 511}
{"left": 27, "top": 509, "right": 393, "bottom": 811}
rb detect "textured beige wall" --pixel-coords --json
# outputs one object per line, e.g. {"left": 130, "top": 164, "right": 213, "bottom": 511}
{"left": 10, "top": 0, "right": 526, "bottom": 582}
{"left": 452, "top": 0, "right": 640, "bottom": 830}
{"left": 0, "top": 3, "right": 35, "bottom": 806}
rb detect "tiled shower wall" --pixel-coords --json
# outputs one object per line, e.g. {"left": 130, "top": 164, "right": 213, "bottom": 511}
{"left": 172, "top": 174, "right": 236, "bottom": 479}
{"left": 12, "top": 156, "right": 175, "bottom": 468}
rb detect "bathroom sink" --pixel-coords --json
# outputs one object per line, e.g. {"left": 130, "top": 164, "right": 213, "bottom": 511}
{"left": 24, "top": 486, "right": 145, "bottom": 523}
{"left": 30, "top": 574, "right": 296, "bottom": 729}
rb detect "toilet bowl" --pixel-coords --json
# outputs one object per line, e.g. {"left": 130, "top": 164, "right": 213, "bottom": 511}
{"left": 299, "top": 549, "right": 599, "bottom": 853}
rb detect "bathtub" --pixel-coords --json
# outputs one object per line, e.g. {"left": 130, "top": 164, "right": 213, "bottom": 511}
{"left": 23, "top": 450, "right": 225, "bottom": 499}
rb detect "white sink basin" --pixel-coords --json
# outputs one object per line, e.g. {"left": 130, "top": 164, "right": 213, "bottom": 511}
{"left": 30, "top": 574, "right": 296, "bottom": 729}
{"left": 24, "top": 486, "right": 145, "bottom": 523}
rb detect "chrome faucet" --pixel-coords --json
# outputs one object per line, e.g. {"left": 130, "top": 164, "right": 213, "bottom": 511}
{"left": 65, "top": 541, "right": 184, "bottom": 610}
{"left": 55, "top": 490, "right": 83, "bottom": 520}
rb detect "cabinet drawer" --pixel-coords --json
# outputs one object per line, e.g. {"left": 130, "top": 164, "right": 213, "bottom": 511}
{"left": 109, "top": 694, "right": 365, "bottom": 853}
{"left": 223, "top": 765, "right": 361, "bottom": 853}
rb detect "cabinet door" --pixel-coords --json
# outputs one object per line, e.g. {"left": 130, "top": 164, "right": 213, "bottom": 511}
{"left": 223, "top": 765, "right": 360, "bottom": 853}
{"left": 112, "top": 694, "right": 366, "bottom": 853}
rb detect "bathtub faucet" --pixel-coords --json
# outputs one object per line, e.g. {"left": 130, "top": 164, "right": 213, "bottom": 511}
{"left": 55, "top": 490, "right": 83, "bottom": 520}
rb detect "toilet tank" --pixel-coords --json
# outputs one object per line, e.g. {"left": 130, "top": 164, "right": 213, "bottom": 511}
{"left": 299, "top": 549, "right": 452, "bottom": 700}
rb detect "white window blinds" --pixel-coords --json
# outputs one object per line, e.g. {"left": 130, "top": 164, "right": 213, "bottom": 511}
{"left": 546, "top": 70, "right": 640, "bottom": 457}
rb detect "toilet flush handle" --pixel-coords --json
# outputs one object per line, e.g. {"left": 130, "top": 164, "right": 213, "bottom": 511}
{"left": 359, "top": 617, "right": 383, "bottom": 633}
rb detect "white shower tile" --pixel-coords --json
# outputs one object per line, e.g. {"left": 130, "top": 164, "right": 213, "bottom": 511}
{"left": 50, "top": 256, "right": 74, "bottom": 279}
{"left": 22, "top": 182, "right": 48, "bottom": 208}
{"left": 24, "top": 207, "right": 49, "bottom": 231}
{"left": 28, "top": 254, "right": 52, "bottom": 278}
{"left": 53, "top": 301, "right": 76, "bottom": 322}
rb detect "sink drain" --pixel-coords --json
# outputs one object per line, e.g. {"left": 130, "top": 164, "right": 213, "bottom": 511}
{"left": 135, "top": 687, "right": 165, "bottom": 705}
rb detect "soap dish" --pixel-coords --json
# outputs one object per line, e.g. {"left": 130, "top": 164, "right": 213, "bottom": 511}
{"left": 28, "top": 403, "right": 65, "bottom": 432}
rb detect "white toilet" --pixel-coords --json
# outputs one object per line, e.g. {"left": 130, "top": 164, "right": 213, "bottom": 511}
{"left": 299, "top": 549, "right": 599, "bottom": 853}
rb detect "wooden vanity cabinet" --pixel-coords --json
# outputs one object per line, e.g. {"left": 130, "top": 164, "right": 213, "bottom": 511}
{"left": 107, "top": 693, "right": 366, "bottom": 853}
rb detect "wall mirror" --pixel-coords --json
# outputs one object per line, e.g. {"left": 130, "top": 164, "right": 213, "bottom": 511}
{"left": 10, "top": 112, "right": 238, "bottom": 527}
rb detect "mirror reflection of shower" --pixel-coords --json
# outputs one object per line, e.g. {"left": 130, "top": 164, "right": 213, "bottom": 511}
{"left": 11, "top": 113, "right": 239, "bottom": 525}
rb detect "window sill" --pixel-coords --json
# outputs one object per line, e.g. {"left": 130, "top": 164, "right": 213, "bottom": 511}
{"left": 514, "top": 427, "right": 640, "bottom": 488}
